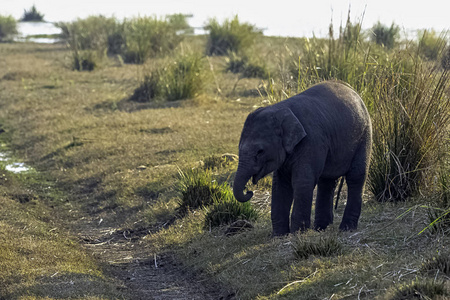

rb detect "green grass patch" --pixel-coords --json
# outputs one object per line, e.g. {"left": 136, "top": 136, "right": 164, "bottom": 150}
{"left": 383, "top": 279, "right": 447, "bottom": 300}
{"left": 293, "top": 232, "right": 343, "bottom": 260}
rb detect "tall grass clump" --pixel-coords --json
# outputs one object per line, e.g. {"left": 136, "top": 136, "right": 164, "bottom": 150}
{"left": 177, "top": 168, "right": 228, "bottom": 215}
{"left": 20, "top": 5, "right": 45, "bottom": 22}
{"left": 0, "top": 15, "right": 18, "bottom": 42}
{"left": 368, "top": 47, "right": 450, "bottom": 202}
{"left": 370, "top": 21, "right": 400, "bottom": 49}
{"left": 121, "top": 16, "right": 184, "bottom": 64}
{"left": 205, "top": 15, "right": 262, "bottom": 56}
{"left": 131, "top": 51, "right": 204, "bottom": 102}
{"left": 204, "top": 188, "right": 259, "bottom": 228}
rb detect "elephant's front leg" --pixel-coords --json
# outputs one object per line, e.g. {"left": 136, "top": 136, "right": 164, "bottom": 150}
{"left": 271, "top": 171, "right": 293, "bottom": 236}
{"left": 290, "top": 181, "right": 316, "bottom": 233}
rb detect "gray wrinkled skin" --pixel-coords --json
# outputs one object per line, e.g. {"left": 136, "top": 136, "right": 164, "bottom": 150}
{"left": 233, "top": 81, "right": 372, "bottom": 236}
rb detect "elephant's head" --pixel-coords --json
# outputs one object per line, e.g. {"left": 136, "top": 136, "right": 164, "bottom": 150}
{"left": 233, "top": 107, "right": 307, "bottom": 202}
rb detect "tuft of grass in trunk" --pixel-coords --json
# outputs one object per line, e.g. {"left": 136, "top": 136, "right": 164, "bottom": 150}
{"left": 204, "top": 188, "right": 259, "bottom": 228}
{"left": 177, "top": 168, "right": 228, "bottom": 215}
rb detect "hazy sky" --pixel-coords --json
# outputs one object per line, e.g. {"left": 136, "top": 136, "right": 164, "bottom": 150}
{"left": 1, "top": 0, "right": 448, "bottom": 37}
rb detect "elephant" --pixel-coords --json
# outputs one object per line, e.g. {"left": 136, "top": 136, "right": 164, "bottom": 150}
{"left": 233, "top": 81, "right": 372, "bottom": 236}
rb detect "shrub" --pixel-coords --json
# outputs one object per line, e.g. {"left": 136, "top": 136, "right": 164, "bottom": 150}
{"left": 205, "top": 16, "right": 262, "bottom": 56}
{"left": 204, "top": 188, "right": 259, "bottom": 228}
{"left": 383, "top": 280, "right": 447, "bottom": 300}
{"left": 131, "top": 52, "right": 204, "bottom": 101}
{"left": 368, "top": 48, "right": 450, "bottom": 202}
{"left": 0, "top": 15, "right": 18, "bottom": 42}
{"left": 370, "top": 21, "right": 400, "bottom": 49}
{"left": 122, "top": 16, "right": 183, "bottom": 64}
{"left": 293, "top": 234, "right": 343, "bottom": 260}
{"left": 71, "top": 50, "right": 97, "bottom": 71}
{"left": 177, "top": 168, "right": 228, "bottom": 215}
{"left": 442, "top": 47, "right": 450, "bottom": 70}
{"left": 20, "top": 5, "right": 45, "bottom": 22}
{"left": 226, "top": 52, "right": 269, "bottom": 79}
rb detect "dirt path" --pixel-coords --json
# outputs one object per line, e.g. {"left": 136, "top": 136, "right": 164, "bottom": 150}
{"left": 78, "top": 222, "right": 235, "bottom": 300}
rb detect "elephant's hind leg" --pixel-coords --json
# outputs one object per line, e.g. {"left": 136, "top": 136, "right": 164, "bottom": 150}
{"left": 340, "top": 135, "right": 371, "bottom": 231}
{"left": 314, "top": 177, "right": 338, "bottom": 231}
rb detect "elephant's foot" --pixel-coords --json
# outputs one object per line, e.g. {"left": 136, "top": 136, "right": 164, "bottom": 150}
{"left": 339, "top": 219, "right": 358, "bottom": 231}
{"left": 314, "top": 222, "right": 330, "bottom": 231}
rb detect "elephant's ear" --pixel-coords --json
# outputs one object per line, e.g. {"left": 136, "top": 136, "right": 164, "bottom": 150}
{"left": 276, "top": 108, "right": 307, "bottom": 153}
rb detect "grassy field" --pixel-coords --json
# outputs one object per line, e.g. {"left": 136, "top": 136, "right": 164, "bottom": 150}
{"left": 0, "top": 30, "right": 449, "bottom": 299}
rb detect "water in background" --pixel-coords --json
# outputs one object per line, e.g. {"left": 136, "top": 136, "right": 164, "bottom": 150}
{"left": 16, "top": 22, "right": 61, "bottom": 43}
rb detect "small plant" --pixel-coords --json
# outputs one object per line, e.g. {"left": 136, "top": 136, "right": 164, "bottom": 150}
{"left": 421, "top": 253, "right": 450, "bottom": 275}
{"left": 20, "top": 5, "right": 45, "bottom": 22}
{"left": 177, "top": 168, "right": 228, "bottom": 215}
{"left": 204, "top": 188, "right": 259, "bottom": 228}
{"left": 205, "top": 16, "right": 262, "bottom": 56}
{"left": 203, "top": 154, "right": 238, "bottom": 170}
{"left": 370, "top": 21, "right": 400, "bottom": 49}
{"left": 383, "top": 280, "right": 447, "bottom": 300}
{"left": 0, "top": 15, "right": 18, "bottom": 42}
{"left": 293, "top": 234, "right": 343, "bottom": 259}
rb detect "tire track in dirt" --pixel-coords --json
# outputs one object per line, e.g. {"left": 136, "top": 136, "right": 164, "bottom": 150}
{"left": 79, "top": 225, "right": 235, "bottom": 300}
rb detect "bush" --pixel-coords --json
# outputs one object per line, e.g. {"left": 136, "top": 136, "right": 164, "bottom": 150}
{"left": 20, "top": 5, "right": 45, "bottom": 22}
{"left": 204, "top": 188, "right": 259, "bottom": 228}
{"left": 177, "top": 168, "right": 228, "bottom": 215}
{"left": 0, "top": 15, "right": 18, "bottom": 42}
{"left": 205, "top": 16, "right": 262, "bottom": 56}
{"left": 131, "top": 52, "right": 204, "bottom": 102}
{"left": 122, "top": 16, "right": 184, "bottom": 64}
{"left": 370, "top": 22, "right": 400, "bottom": 49}
{"left": 71, "top": 50, "right": 97, "bottom": 71}
{"left": 368, "top": 48, "right": 450, "bottom": 202}
{"left": 293, "top": 234, "right": 343, "bottom": 260}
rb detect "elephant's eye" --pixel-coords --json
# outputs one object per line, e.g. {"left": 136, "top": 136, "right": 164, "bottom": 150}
{"left": 256, "top": 149, "right": 264, "bottom": 157}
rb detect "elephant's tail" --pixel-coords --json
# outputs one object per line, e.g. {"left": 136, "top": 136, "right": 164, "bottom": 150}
{"left": 334, "top": 177, "right": 345, "bottom": 210}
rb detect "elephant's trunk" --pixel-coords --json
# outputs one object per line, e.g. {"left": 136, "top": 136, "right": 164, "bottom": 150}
{"left": 233, "top": 162, "right": 254, "bottom": 203}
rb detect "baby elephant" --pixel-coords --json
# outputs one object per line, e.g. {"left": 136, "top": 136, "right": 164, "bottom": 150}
{"left": 233, "top": 81, "right": 372, "bottom": 236}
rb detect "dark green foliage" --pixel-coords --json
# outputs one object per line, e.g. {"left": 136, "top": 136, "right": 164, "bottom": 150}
{"left": 384, "top": 280, "right": 447, "bottom": 300}
{"left": 0, "top": 15, "right": 18, "bottom": 41}
{"left": 370, "top": 22, "right": 400, "bottom": 49}
{"left": 293, "top": 235, "right": 343, "bottom": 260}
{"left": 205, "top": 16, "right": 262, "bottom": 56}
{"left": 20, "top": 5, "right": 44, "bottom": 22}
{"left": 204, "top": 189, "right": 259, "bottom": 228}
{"left": 421, "top": 253, "right": 450, "bottom": 275}
{"left": 177, "top": 169, "right": 228, "bottom": 215}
